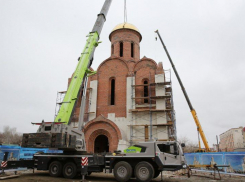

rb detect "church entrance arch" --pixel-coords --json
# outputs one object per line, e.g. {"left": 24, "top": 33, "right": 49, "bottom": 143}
{"left": 94, "top": 135, "right": 109, "bottom": 153}
{"left": 83, "top": 115, "right": 122, "bottom": 153}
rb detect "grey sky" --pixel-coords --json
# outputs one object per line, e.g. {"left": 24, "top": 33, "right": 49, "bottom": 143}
{"left": 0, "top": 0, "right": 245, "bottom": 147}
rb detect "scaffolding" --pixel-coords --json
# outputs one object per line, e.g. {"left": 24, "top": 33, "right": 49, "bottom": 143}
{"left": 54, "top": 91, "right": 66, "bottom": 120}
{"left": 54, "top": 86, "right": 93, "bottom": 128}
{"left": 129, "top": 69, "right": 177, "bottom": 145}
{"left": 54, "top": 90, "right": 78, "bottom": 127}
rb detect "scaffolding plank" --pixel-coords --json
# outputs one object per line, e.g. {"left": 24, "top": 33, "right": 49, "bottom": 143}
{"left": 132, "top": 97, "right": 149, "bottom": 99}
{"left": 132, "top": 82, "right": 171, "bottom": 87}
{"left": 132, "top": 84, "right": 150, "bottom": 87}
{"left": 129, "top": 109, "right": 172, "bottom": 112}
{"left": 157, "top": 139, "right": 172, "bottom": 141}
{"left": 150, "top": 95, "right": 171, "bottom": 99}
{"left": 132, "top": 95, "right": 171, "bottom": 99}
{"left": 85, "top": 112, "right": 95, "bottom": 114}
{"left": 58, "top": 91, "right": 67, "bottom": 93}
{"left": 150, "top": 82, "right": 171, "bottom": 86}
{"left": 128, "top": 123, "right": 173, "bottom": 126}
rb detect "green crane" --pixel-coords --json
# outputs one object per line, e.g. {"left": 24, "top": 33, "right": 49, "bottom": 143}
{"left": 55, "top": 0, "right": 112, "bottom": 125}
{"left": 22, "top": 0, "right": 112, "bottom": 150}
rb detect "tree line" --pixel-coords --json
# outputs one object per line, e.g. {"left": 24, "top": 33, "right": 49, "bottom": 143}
{"left": 178, "top": 136, "right": 199, "bottom": 153}
{"left": 0, "top": 126, "right": 22, "bottom": 145}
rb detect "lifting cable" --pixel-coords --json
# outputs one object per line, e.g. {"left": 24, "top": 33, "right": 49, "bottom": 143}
{"left": 124, "top": 0, "right": 127, "bottom": 23}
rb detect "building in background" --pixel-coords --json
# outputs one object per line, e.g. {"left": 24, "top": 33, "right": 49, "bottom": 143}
{"left": 212, "top": 144, "right": 219, "bottom": 152}
{"left": 56, "top": 23, "right": 177, "bottom": 153}
{"left": 219, "top": 127, "right": 245, "bottom": 152}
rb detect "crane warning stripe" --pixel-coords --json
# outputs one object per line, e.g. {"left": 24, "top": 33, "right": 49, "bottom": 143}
{"left": 81, "top": 157, "right": 88, "bottom": 166}
{"left": 1, "top": 161, "right": 7, "bottom": 168}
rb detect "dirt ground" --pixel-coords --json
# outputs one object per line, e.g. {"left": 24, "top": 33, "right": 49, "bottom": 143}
{"left": 1, "top": 170, "right": 245, "bottom": 182}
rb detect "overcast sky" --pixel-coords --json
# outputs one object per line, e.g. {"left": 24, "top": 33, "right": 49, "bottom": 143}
{"left": 1, "top": 0, "right": 245, "bottom": 147}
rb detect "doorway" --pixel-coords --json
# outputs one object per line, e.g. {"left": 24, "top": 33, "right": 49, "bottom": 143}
{"left": 94, "top": 135, "right": 109, "bottom": 153}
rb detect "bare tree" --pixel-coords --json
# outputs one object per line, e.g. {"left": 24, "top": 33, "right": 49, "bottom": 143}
{"left": 0, "top": 133, "right": 3, "bottom": 144}
{"left": 178, "top": 136, "right": 198, "bottom": 153}
{"left": 0, "top": 126, "right": 22, "bottom": 145}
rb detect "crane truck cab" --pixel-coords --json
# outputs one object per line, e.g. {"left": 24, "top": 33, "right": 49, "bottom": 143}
{"left": 107, "top": 141, "right": 187, "bottom": 182}
{"left": 123, "top": 141, "right": 186, "bottom": 170}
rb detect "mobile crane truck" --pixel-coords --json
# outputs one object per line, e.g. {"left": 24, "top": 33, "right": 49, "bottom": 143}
{"left": 1, "top": 1, "right": 187, "bottom": 182}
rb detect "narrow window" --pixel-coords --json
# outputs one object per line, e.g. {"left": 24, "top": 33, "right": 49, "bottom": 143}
{"left": 110, "top": 79, "right": 115, "bottom": 105}
{"left": 120, "top": 42, "right": 123, "bottom": 57}
{"left": 131, "top": 42, "right": 134, "bottom": 57}
{"left": 144, "top": 80, "right": 149, "bottom": 103}
{"left": 111, "top": 44, "right": 114, "bottom": 55}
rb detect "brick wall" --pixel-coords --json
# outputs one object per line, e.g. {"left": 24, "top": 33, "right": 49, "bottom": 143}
{"left": 70, "top": 28, "right": 164, "bottom": 124}
{"left": 110, "top": 29, "right": 141, "bottom": 61}
{"left": 67, "top": 27, "right": 168, "bottom": 152}
{"left": 97, "top": 58, "right": 128, "bottom": 117}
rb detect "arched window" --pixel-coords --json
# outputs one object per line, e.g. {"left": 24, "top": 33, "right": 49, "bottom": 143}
{"left": 144, "top": 80, "right": 149, "bottom": 103}
{"left": 111, "top": 44, "right": 114, "bottom": 55}
{"left": 120, "top": 42, "right": 123, "bottom": 57}
{"left": 131, "top": 42, "right": 134, "bottom": 58}
{"left": 110, "top": 78, "right": 115, "bottom": 105}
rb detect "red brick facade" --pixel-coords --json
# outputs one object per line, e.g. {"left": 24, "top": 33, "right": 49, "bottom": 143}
{"left": 72, "top": 24, "right": 164, "bottom": 153}
{"left": 109, "top": 29, "right": 141, "bottom": 62}
{"left": 97, "top": 58, "right": 128, "bottom": 117}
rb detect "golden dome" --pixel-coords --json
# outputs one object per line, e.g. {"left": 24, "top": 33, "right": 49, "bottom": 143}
{"left": 112, "top": 22, "right": 140, "bottom": 33}
{"left": 109, "top": 22, "right": 142, "bottom": 41}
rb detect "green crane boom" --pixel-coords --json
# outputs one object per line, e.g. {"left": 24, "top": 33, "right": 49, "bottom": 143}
{"left": 55, "top": 0, "right": 112, "bottom": 125}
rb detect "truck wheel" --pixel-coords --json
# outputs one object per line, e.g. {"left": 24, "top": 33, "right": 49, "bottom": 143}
{"left": 63, "top": 162, "right": 77, "bottom": 179}
{"left": 49, "top": 161, "right": 62, "bottom": 177}
{"left": 135, "top": 162, "right": 154, "bottom": 182}
{"left": 114, "top": 161, "right": 132, "bottom": 182}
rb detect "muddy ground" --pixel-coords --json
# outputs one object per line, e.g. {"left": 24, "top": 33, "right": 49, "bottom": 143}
{"left": 1, "top": 170, "right": 245, "bottom": 182}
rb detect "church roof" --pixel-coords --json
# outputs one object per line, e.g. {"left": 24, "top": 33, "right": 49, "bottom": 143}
{"left": 112, "top": 22, "right": 140, "bottom": 33}
{"left": 110, "top": 22, "right": 142, "bottom": 41}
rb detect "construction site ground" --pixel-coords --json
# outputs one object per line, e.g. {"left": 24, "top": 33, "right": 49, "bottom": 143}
{"left": 1, "top": 170, "right": 245, "bottom": 182}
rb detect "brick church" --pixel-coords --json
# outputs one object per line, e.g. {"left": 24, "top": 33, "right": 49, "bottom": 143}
{"left": 69, "top": 23, "right": 176, "bottom": 153}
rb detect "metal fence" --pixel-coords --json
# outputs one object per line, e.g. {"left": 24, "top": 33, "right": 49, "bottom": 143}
{"left": 185, "top": 152, "right": 245, "bottom": 175}
{"left": 0, "top": 145, "right": 62, "bottom": 169}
